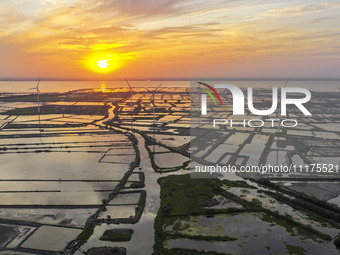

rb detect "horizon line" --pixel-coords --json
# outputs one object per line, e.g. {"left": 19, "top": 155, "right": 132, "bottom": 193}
{"left": 1, "top": 77, "right": 340, "bottom": 82}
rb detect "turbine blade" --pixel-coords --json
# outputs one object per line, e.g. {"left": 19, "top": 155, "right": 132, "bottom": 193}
{"left": 36, "top": 77, "right": 41, "bottom": 89}
{"left": 153, "top": 82, "right": 163, "bottom": 92}
{"left": 283, "top": 79, "right": 289, "bottom": 88}
{"left": 125, "top": 79, "right": 132, "bottom": 90}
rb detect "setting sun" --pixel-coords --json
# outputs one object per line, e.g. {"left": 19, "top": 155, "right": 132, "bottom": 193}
{"left": 97, "top": 60, "right": 109, "bottom": 69}
{"left": 82, "top": 52, "right": 125, "bottom": 74}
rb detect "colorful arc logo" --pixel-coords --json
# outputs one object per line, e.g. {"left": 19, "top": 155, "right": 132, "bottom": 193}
{"left": 198, "top": 82, "right": 222, "bottom": 115}
{"left": 198, "top": 82, "right": 222, "bottom": 106}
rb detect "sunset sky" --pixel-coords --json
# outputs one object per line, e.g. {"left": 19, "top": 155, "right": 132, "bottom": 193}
{"left": 1, "top": 0, "right": 340, "bottom": 79}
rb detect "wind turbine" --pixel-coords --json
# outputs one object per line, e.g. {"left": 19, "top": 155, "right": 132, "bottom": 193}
{"left": 29, "top": 78, "right": 42, "bottom": 133}
{"left": 125, "top": 80, "right": 133, "bottom": 129}
{"left": 145, "top": 82, "right": 163, "bottom": 126}
{"left": 144, "top": 82, "right": 163, "bottom": 154}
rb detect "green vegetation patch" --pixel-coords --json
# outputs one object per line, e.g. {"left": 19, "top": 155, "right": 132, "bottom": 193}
{"left": 260, "top": 210, "right": 331, "bottom": 241}
{"left": 286, "top": 244, "right": 307, "bottom": 255}
{"left": 154, "top": 174, "right": 255, "bottom": 254}
{"left": 168, "top": 232, "right": 237, "bottom": 242}
{"left": 75, "top": 224, "right": 95, "bottom": 248}
{"left": 157, "top": 174, "right": 250, "bottom": 216}
{"left": 334, "top": 234, "right": 340, "bottom": 249}
{"left": 99, "top": 229, "right": 134, "bottom": 242}
{"left": 86, "top": 247, "right": 126, "bottom": 255}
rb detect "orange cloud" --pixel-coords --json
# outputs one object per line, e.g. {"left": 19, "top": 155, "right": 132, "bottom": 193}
{"left": 0, "top": 0, "right": 339, "bottom": 79}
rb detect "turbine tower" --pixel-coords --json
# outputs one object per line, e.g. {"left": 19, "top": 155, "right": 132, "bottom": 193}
{"left": 29, "top": 78, "right": 41, "bottom": 133}
{"left": 144, "top": 82, "right": 164, "bottom": 155}
{"left": 145, "top": 82, "right": 163, "bottom": 126}
{"left": 125, "top": 80, "right": 133, "bottom": 129}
